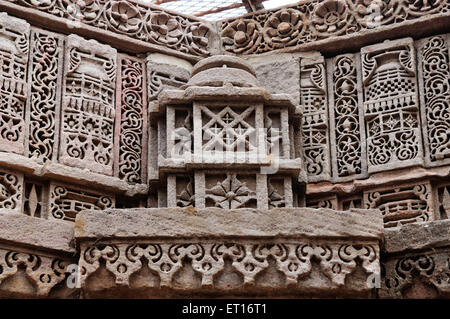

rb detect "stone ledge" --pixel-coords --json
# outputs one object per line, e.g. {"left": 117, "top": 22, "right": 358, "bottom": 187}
{"left": 383, "top": 219, "right": 450, "bottom": 255}
{"left": 74, "top": 207, "right": 383, "bottom": 241}
{"left": 0, "top": 209, "right": 75, "bottom": 255}
{"left": 0, "top": 153, "right": 148, "bottom": 197}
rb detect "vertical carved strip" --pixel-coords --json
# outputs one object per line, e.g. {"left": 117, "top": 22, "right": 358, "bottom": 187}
{"left": 59, "top": 34, "right": 117, "bottom": 175}
{"left": 0, "top": 13, "right": 30, "bottom": 155}
{"left": 25, "top": 28, "right": 64, "bottom": 163}
{"left": 361, "top": 38, "right": 424, "bottom": 173}
{"left": 114, "top": 54, "right": 147, "bottom": 184}
{"left": 328, "top": 53, "right": 367, "bottom": 182}
{"left": 417, "top": 34, "right": 450, "bottom": 167}
{"left": 0, "top": 168, "right": 23, "bottom": 213}
{"left": 300, "top": 56, "right": 331, "bottom": 182}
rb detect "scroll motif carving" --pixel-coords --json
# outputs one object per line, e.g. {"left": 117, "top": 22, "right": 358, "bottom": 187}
{"left": 300, "top": 60, "right": 331, "bottom": 182}
{"left": 328, "top": 54, "right": 367, "bottom": 181}
{"left": 361, "top": 38, "right": 423, "bottom": 173}
{"left": 49, "top": 183, "right": 114, "bottom": 222}
{"left": 0, "top": 13, "right": 29, "bottom": 154}
{"left": 0, "top": 169, "right": 23, "bottom": 212}
{"left": 8, "top": 0, "right": 212, "bottom": 57}
{"left": 417, "top": 35, "right": 450, "bottom": 166}
{"left": 115, "top": 55, "right": 147, "bottom": 184}
{"left": 78, "top": 241, "right": 380, "bottom": 290}
{"left": 59, "top": 35, "right": 117, "bottom": 175}
{"left": 0, "top": 247, "right": 70, "bottom": 297}
{"left": 25, "top": 28, "right": 63, "bottom": 163}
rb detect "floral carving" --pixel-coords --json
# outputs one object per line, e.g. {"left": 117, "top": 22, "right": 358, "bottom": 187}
{"left": 264, "top": 9, "right": 306, "bottom": 48}
{"left": 147, "top": 12, "right": 183, "bottom": 46}
{"left": 221, "top": 19, "right": 262, "bottom": 54}
{"left": 206, "top": 175, "right": 256, "bottom": 209}
{"left": 312, "top": 0, "right": 353, "bottom": 36}
{"left": 105, "top": 1, "right": 143, "bottom": 34}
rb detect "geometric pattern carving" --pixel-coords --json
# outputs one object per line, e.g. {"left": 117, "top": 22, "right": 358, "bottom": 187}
{"left": 49, "top": 182, "right": 114, "bottom": 222}
{"left": 59, "top": 35, "right": 117, "bottom": 175}
{"left": 4, "top": 0, "right": 212, "bottom": 57}
{"left": 364, "top": 181, "right": 434, "bottom": 228}
{"left": 300, "top": 58, "right": 330, "bottom": 182}
{"left": 0, "top": 13, "right": 30, "bottom": 155}
{"left": 25, "top": 28, "right": 64, "bottom": 163}
{"left": 115, "top": 55, "right": 147, "bottom": 184}
{"left": 417, "top": 34, "right": 450, "bottom": 167}
{"left": 437, "top": 184, "right": 450, "bottom": 220}
{"left": 328, "top": 54, "right": 367, "bottom": 182}
{"left": 0, "top": 168, "right": 23, "bottom": 212}
{"left": 220, "top": 0, "right": 450, "bottom": 55}
{"left": 0, "top": 247, "right": 71, "bottom": 297}
{"left": 23, "top": 179, "right": 47, "bottom": 218}
{"left": 361, "top": 38, "right": 424, "bottom": 173}
{"left": 79, "top": 240, "right": 380, "bottom": 290}
{"left": 204, "top": 174, "right": 257, "bottom": 209}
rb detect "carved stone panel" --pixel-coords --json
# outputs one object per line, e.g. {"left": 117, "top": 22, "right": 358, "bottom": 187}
{"left": 0, "top": 168, "right": 23, "bottom": 213}
{"left": 300, "top": 56, "right": 331, "bottom": 182}
{"left": 327, "top": 53, "right": 367, "bottom": 182}
{"left": 416, "top": 34, "right": 450, "bottom": 167}
{"left": 306, "top": 194, "right": 338, "bottom": 210}
{"left": 436, "top": 182, "right": 450, "bottom": 220}
{"left": 363, "top": 181, "right": 434, "bottom": 228}
{"left": 167, "top": 174, "right": 195, "bottom": 208}
{"left": 49, "top": 182, "right": 114, "bottom": 222}
{"left": 59, "top": 34, "right": 117, "bottom": 175}
{"left": 25, "top": 28, "right": 64, "bottom": 163}
{"left": 361, "top": 38, "right": 424, "bottom": 173}
{"left": 0, "top": 13, "right": 30, "bottom": 155}
{"left": 114, "top": 54, "right": 147, "bottom": 184}
{"left": 22, "top": 179, "right": 48, "bottom": 219}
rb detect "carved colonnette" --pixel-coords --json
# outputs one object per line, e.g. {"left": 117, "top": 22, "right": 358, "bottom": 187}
{"left": 0, "top": 211, "right": 76, "bottom": 298}
{"left": 381, "top": 220, "right": 450, "bottom": 298}
{"left": 0, "top": 12, "right": 29, "bottom": 155}
{"left": 24, "top": 27, "right": 64, "bottom": 163}
{"left": 416, "top": 34, "right": 450, "bottom": 167}
{"left": 219, "top": 0, "right": 450, "bottom": 56}
{"left": 75, "top": 207, "right": 383, "bottom": 298}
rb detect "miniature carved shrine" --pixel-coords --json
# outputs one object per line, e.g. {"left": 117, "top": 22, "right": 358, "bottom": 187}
{"left": 0, "top": 0, "right": 448, "bottom": 298}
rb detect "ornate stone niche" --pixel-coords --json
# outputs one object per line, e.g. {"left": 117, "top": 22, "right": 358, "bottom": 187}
{"left": 59, "top": 34, "right": 117, "bottom": 176}
{"left": 361, "top": 38, "right": 424, "bottom": 174}
{"left": 0, "top": 13, "right": 30, "bottom": 155}
{"left": 149, "top": 55, "right": 304, "bottom": 208}
{"left": 363, "top": 180, "right": 435, "bottom": 228}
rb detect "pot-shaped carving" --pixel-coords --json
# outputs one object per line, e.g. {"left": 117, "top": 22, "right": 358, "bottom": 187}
{"left": 62, "top": 0, "right": 100, "bottom": 22}
{"left": 312, "top": 0, "right": 351, "bottom": 36}
{"left": 147, "top": 12, "right": 184, "bottom": 46}
{"left": 186, "top": 23, "right": 210, "bottom": 56}
{"left": 105, "top": 1, "right": 142, "bottom": 34}
{"left": 264, "top": 9, "right": 306, "bottom": 48}
{"left": 221, "top": 19, "right": 262, "bottom": 54}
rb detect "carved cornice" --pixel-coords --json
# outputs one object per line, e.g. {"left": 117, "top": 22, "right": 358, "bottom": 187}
{"left": 219, "top": 0, "right": 450, "bottom": 56}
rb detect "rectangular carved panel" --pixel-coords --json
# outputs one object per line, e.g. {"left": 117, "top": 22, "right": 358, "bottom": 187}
{"left": 0, "top": 168, "right": 23, "bottom": 213}
{"left": 22, "top": 179, "right": 48, "bottom": 218}
{"left": 25, "top": 28, "right": 64, "bottom": 163}
{"left": 49, "top": 182, "right": 114, "bottom": 222}
{"left": 300, "top": 56, "right": 330, "bottom": 182}
{"left": 0, "top": 13, "right": 30, "bottom": 155}
{"left": 417, "top": 34, "right": 450, "bottom": 167}
{"left": 361, "top": 38, "right": 424, "bottom": 173}
{"left": 363, "top": 181, "right": 434, "bottom": 228}
{"left": 328, "top": 54, "right": 367, "bottom": 182}
{"left": 59, "top": 34, "right": 117, "bottom": 175}
{"left": 114, "top": 54, "right": 147, "bottom": 184}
